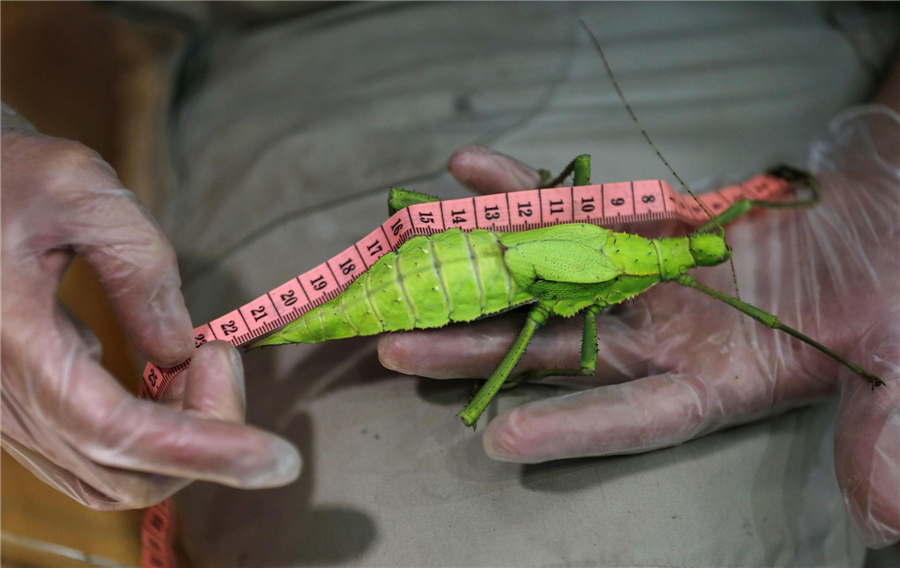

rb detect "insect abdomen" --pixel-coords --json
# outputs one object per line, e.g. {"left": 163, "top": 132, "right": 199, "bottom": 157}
{"left": 251, "top": 228, "right": 533, "bottom": 347}
{"left": 430, "top": 228, "right": 529, "bottom": 321}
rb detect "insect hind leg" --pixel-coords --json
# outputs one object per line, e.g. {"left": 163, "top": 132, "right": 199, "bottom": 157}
{"left": 501, "top": 304, "right": 601, "bottom": 390}
{"left": 459, "top": 303, "right": 552, "bottom": 429}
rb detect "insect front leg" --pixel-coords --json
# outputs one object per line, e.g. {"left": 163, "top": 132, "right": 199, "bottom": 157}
{"left": 540, "top": 153, "right": 591, "bottom": 188}
{"left": 501, "top": 304, "right": 602, "bottom": 390}
{"left": 676, "top": 274, "right": 885, "bottom": 388}
{"left": 459, "top": 303, "right": 552, "bottom": 429}
{"left": 695, "top": 166, "right": 821, "bottom": 234}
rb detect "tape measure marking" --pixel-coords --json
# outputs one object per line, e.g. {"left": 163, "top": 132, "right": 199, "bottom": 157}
{"left": 141, "top": 498, "right": 176, "bottom": 567}
{"left": 137, "top": 172, "right": 791, "bottom": 567}
{"left": 139, "top": 173, "right": 787, "bottom": 395}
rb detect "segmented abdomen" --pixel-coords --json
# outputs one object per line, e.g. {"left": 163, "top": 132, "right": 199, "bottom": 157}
{"left": 271, "top": 229, "right": 534, "bottom": 344}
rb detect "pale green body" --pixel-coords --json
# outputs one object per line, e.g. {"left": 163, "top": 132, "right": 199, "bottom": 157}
{"left": 249, "top": 154, "right": 882, "bottom": 429}
{"left": 249, "top": 26, "right": 884, "bottom": 428}
{"left": 249, "top": 28, "right": 885, "bottom": 427}
{"left": 262, "top": 229, "right": 534, "bottom": 345}
{"left": 253, "top": 224, "right": 723, "bottom": 346}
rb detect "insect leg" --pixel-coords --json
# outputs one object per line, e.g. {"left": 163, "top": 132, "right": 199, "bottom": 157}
{"left": 390, "top": 153, "right": 591, "bottom": 214}
{"left": 695, "top": 168, "right": 821, "bottom": 234}
{"left": 540, "top": 153, "right": 591, "bottom": 188}
{"left": 387, "top": 187, "right": 440, "bottom": 215}
{"left": 501, "top": 304, "right": 602, "bottom": 389}
{"left": 676, "top": 275, "right": 885, "bottom": 388}
{"left": 459, "top": 303, "right": 552, "bottom": 429}
{"left": 758, "top": 165, "right": 821, "bottom": 208}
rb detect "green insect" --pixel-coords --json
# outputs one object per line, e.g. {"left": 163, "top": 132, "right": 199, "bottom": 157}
{"left": 249, "top": 153, "right": 884, "bottom": 428}
{"left": 248, "top": 28, "right": 885, "bottom": 429}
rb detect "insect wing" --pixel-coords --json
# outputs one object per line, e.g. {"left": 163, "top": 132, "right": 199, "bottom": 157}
{"left": 505, "top": 240, "right": 619, "bottom": 284}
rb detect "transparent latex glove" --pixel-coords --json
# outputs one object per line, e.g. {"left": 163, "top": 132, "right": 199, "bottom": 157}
{"left": 1, "top": 126, "right": 301, "bottom": 511}
{"left": 378, "top": 108, "right": 900, "bottom": 547}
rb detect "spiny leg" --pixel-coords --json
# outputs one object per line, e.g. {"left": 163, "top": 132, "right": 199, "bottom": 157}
{"left": 459, "top": 304, "right": 551, "bottom": 429}
{"left": 764, "top": 165, "right": 821, "bottom": 207}
{"left": 676, "top": 275, "right": 884, "bottom": 388}
{"left": 696, "top": 166, "right": 821, "bottom": 234}
{"left": 501, "top": 304, "right": 601, "bottom": 389}
{"left": 388, "top": 187, "right": 440, "bottom": 214}
{"left": 540, "top": 154, "right": 591, "bottom": 188}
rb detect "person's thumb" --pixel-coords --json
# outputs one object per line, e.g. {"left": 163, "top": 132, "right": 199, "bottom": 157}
{"left": 448, "top": 145, "right": 543, "bottom": 195}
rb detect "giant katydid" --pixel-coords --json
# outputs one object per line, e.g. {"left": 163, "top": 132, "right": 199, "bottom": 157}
{"left": 248, "top": 27, "right": 885, "bottom": 429}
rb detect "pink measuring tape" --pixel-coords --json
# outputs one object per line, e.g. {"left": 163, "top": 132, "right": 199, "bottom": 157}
{"left": 138, "top": 170, "right": 795, "bottom": 567}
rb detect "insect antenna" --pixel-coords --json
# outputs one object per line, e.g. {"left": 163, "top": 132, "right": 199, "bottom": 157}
{"left": 580, "top": 21, "right": 744, "bottom": 301}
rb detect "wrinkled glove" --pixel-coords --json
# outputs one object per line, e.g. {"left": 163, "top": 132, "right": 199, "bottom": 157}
{"left": 378, "top": 106, "right": 900, "bottom": 548}
{"left": 1, "top": 115, "right": 301, "bottom": 510}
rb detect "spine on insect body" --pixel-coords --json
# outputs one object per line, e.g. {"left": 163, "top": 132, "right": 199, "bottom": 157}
{"left": 602, "top": 231, "right": 727, "bottom": 281}
{"left": 249, "top": 228, "right": 535, "bottom": 347}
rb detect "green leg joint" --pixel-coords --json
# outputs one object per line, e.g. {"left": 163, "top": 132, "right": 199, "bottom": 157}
{"left": 541, "top": 154, "right": 591, "bottom": 188}
{"left": 695, "top": 170, "right": 821, "bottom": 234}
{"left": 501, "top": 305, "right": 600, "bottom": 389}
{"left": 388, "top": 187, "right": 440, "bottom": 214}
{"left": 459, "top": 304, "right": 551, "bottom": 429}
{"left": 675, "top": 275, "right": 884, "bottom": 388}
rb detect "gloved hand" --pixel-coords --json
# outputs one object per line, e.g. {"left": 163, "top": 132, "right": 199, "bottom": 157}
{"left": 378, "top": 107, "right": 900, "bottom": 548}
{"left": 1, "top": 118, "right": 301, "bottom": 510}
